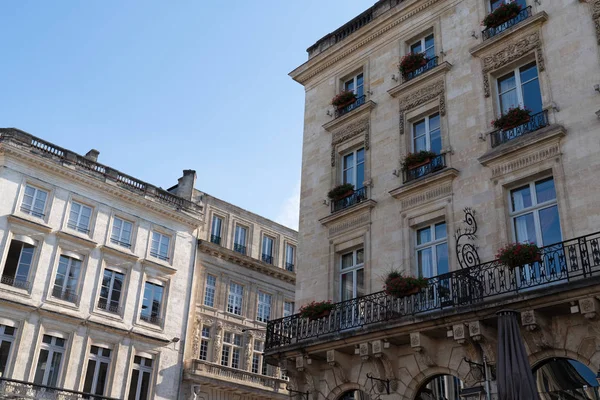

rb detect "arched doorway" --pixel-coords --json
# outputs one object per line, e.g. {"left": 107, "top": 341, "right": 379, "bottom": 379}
{"left": 337, "top": 390, "right": 367, "bottom": 400}
{"left": 533, "top": 357, "right": 599, "bottom": 399}
{"left": 415, "top": 374, "right": 464, "bottom": 400}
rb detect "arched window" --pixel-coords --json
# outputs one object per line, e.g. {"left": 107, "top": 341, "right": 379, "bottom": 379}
{"left": 338, "top": 390, "right": 366, "bottom": 400}
{"left": 533, "top": 357, "right": 599, "bottom": 397}
{"left": 415, "top": 374, "right": 463, "bottom": 400}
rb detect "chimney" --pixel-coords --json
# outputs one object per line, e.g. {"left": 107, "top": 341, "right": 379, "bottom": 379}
{"left": 85, "top": 149, "right": 100, "bottom": 162}
{"left": 176, "top": 170, "right": 196, "bottom": 201}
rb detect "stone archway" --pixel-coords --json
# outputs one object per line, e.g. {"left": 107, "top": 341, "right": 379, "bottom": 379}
{"left": 327, "top": 383, "right": 370, "bottom": 400}
{"left": 532, "top": 356, "right": 600, "bottom": 398}
{"left": 403, "top": 366, "right": 467, "bottom": 400}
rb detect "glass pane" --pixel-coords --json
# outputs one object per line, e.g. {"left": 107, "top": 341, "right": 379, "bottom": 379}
{"left": 83, "top": 359, "right": 96, "bottom": 393}
{"left": 34, "top": 349, "right": 49, "bottom": 384}
{"left": 410, "top": 42, "right": 422, "bottom": 54}
{"left": 436, "top": 243, "right": 449, "bottom": 275}
{"left": 539, "top": 205, "right": 562, "bottom": 246}
{"left": 356, "top": 249, "right": 364, "bottom": 265}
{"left": 414, "top": 136, "right": 427, "bottom": 153}
{"left": 511, "top": 185, "right": 532, "bottom": 211}
{"left": 498, "top": 72, "right": 516, "bottom": 94}
{"left": 357, "top": 148, "right": 365, "bottom": 164}
{"left": 95, "top": 361, "right": 108, "bottom": 394}
{"left": 128, "top": 369, "right": 140, "bottom": 400}
{"left": 344, "top": 79, "right": 354, "bottom": 92}
{"left": 430, "top": 128, "right": 441, "bottom": 155}
{"left": 522, "top": 79, "right": 543, "bottom": 115}
{"left": 435, "top": 222, "right": 447, "bottom": 239}
{"left": 343, "top": 153, "right": 354, "bottom": 170}
{"left": 341, "top": 272, "right": 354, "bottom": 301}
{"left": 356, "top": 74, "right": 364, "bottom": 97}
{"left": 47, "top": 351, "right": 63, "bottom": 387}
{"left": 425, "top": 34, "right": 435, "bottom": 51}
{"left": 535, "top": 178, "right": 557, "bottom": 204}
{"left": 499, "top": 90, "right": 519, "bottom": 115}
{"left": 514, "top": 213, "right": 537, "bottom": 244}
{"left": 520, "top": 63, "right": 538, "bottom": 83}
{"left": 0, "top": 340, "right": 11, "bottom": 377}
{"left": 140, "top": 371, "right": 151, "bottom": 400}
{"left": 341, "top": 253, "right": 353, "bottom": 269}
{"left": 356, "top": 269, "right": 365, "bottom": 297}
{"left": 413, "top": 119, "right": 426, "bottom": 138}
{"left": 417, "top": 227, "right": 431, "bottom": 245}
{"left": 418, "top": 248, "right": 434, "bottom": 278}
{"left": 356, "top": 162, "right": 364, "bottom": 189}
{"left": 429, "top": 113, "right": 440, "bottom": 131}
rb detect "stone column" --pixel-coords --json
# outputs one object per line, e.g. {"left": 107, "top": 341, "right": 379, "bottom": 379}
{"left": 244, "top": 331, "right": 254, "bottom": 372}
{"left": 212, "top": 322, "right": 224, "bottom": 364}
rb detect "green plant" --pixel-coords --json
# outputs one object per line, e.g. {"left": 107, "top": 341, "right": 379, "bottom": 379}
{"left": 327, "top": 183, "right": 355, "bottom": 200}
{"left": 383, "top": 271, "right": 429, "bottom": 298}
{"left": 402, "top": 150, "right": 437, "bottom": 169}
{"left": 482, "top": 2, "right": 522, "bottom": 28}
{"left": 491, "top": 106, "right": 531, "bottom": 130}
{"left": 331, "top": 91, "right": 357, "bottom": 108}
{"left": 299, "top": 301, "right": 335, "bottom": 319}
{"left": 496, "top": 242, "right": 542, "bottom": 268}
{"left": 399, "top": 52, "right": 428, "bottom": 75}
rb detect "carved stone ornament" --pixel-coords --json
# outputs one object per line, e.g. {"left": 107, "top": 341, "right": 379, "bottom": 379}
{"left": 398, "top": 80, "right": 446, "bottom": 135}
{"left": 331, "top": 117, "right": 370, "bottom": 166}
{"left": 593, "top": 1, "right": 600, "bottom": 45}
{"left": 481, "top": 31, "right": 545, "bottom": 97}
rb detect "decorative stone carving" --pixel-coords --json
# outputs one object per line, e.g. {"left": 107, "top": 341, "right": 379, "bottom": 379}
{"left": 481, "top": 32, "right": 545, "bottom": 97}
{"left": 191, "top": 318, "right": 201, "bottom": 358}
{"left": 398, "top": 80, "right": 446, "bottom": 135}
{"left": 326, "top": 350, "right": 349, "bottom": 383}
{"left": 359, "top": 342, "right": 372, "bottom": 360}
{"left": 453, "top": 324, "right": 467, "bottom": 344}
{"left": 244, "top": 331, "right": 254, "bottom": 371}
{"left": 593, "top": 1, "right": 600, "bottom": 44}
{"left": 469, "top": 321, "right": 498, "bottom": 364}
{"left": 579, "top": 297, "right": 600, "bottom": 319}
{"left": 331, "top": 117, "right": 370, "bottom": 166}
{"left": 212, "top": 322, "right": 224, "bottom": 364}
{"left": 521, "top": 310, "right": 553, "bottom": 350}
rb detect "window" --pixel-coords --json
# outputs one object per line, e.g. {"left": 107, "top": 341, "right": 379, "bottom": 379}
{"left": 1, "top": 239, "right": 35, "bottom": 289}
{"left": 340, "top": 249, "right": 365, "bottom": 301}
{"left": 52, "top": 255, "right": 81, "bottom": 303}
{"left": 210, "top": 215, "right": 223, "bottom": 245}
{"left": 99, "top": 269, "right": 125, "bottom": 314}
{"left": 285, "top": 244, "right": 295, "bottom": 271}
{"left": 111, "top": 217, "right": 133, "bottom": 248}
{"left": 234, "top": 225, "right": 247, "bottom": 254}
{"left": 257, "top": 292, "right": 272, "bottom": 323}
{"left": 412, "top": 113, "right": 441, "bottom": 154}
{"left": 150, "top": 232, "right": 170, "bottom": 261}
{"left": 342, "top": 148, "right": 365, "bottom": 189}
{"left": 344, "top": 73, "right": 364, "bottom": 98}
{"left": 416, "top": 222, "right": 448, "bottom": 278}
{"left": 21, "top": 185, "right": 48, "bottom": 218}
{"left": 68, "top": 202, "right": 92, "bottom": 234}
{"left": 221, "top": 332, "right": 242, "bottom": 369}
{"left": 227, "top": 282, "right": 244, "bottom": 315}
{"left": 199, "top": 327, "right": 211, "bottom": 361}
{"left": 284, "top": 301, "right": 295, "bottom": 318}
{"left": 510, "top": 177, "right": 562, "bottom": 246}
{"left": 82, "top": 345, "right": 111, "bottom": 396}
{"left": 252, "top": 340, "right": 266, "bottom": 375}
{"left": 261, "top": 236, "right": 274, "bottom": 264}
{"left": 0, "top": 325, "right": 16, "bottom": 377}
{"left": 33, "top": 334, "right": 65, "bottom": 387}
{"left": 490, "top": 0, "right": 526, "bottom": 11}
{"left": 410, "top": 33, "right": 435, "bottom": 59}
{"left": 127, "top": 355, "right": 153, "bottom": 400}
{"left": 140, "top": 282, "right": 164, "bottom": 325}
{"left": 204, "top": 274, "right": 217, "bottom": 307}
{"left": 497, "top": 62, "right": 542, "bottom": 116}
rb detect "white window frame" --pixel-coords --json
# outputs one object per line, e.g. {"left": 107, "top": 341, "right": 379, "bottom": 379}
{"left": 67, "top": 201, "right": 93, "bottom": 234}
{"left": 34, "top": 334, "right": 66, "bottom": 387}
{"left": 1, "top": 239, "right": 36, "bottom": 289}
{"left": 234, "top": 225, "right": 248, "bottom": 252}
{"left": 21, "top": 184, "right": 48, "bottom": 218}
{"left": 409, "top": 33, "right": 435, "bottom": 57}
{"left": 210, "top": 215, "right": 223, "bottom": 243}
{"left": 415, "top": 222, "right": 448, "bottom": 278}
{"left": 283, "top": 301, "right": 295, "bottom": 318}
{"left": 496, "top": 61, "right": 540, "bottom": 116}
{"left": 128, "top": 355, "right": 154, "bottom": 400}
{"left": 340, "top": 249, "right": 364, "bottom": 301}
{"left": 221, "top": 332, "right": 242, "bottom": 369}
{"left": 199, "top": 326, "right": 211, "bottom": 361}
{"left": 52, "top": 255, "right": 82, "bottom": 303}
{"left": 343, "top": 72, "right": 364, "bottom": 97}
{"left": 110, "top": 217, "right": 133, "bottom": 249}
{"left": 256, "top": 291, "right": 272, "bottom": 323}
{"left": 227, "top": 282, "right": 244, "bottom": 316}
{"left": 0, "top": 324, "right": 16, "bottom": 377}
{"left": 150, "top": 231, "right": 171, "bottom": 261}
{"left": 261, "top": 235, "right": 275, "bottom": 264}
{"left": 412, "top": 113, "right": 441, "bottom": 153}
{"left": 83, "top": 345, "right": 112, "bottom": 395}
{"left": 203, "top": 274, "right": 217, "bottom": 307}
{"left": 285, "top": 244, "right": 295, "bottom": 271}
{"left": 98, "top": 269, "right": 125, "bottom": 314}
{"left": 140, "top": 281, "right": 165, "bottom": 324}
{"left": 342, "top": 147, "right": 365, "bottom": 188}
{"left": 252, "top": 340, "right": 265, "bottom": 375}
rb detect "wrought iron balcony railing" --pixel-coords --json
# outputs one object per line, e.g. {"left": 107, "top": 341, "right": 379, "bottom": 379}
{"left": 482, "top": 6, "right": 532, "bottom": 41}
{"left": 0, "top": 377, "right": 120, "bottom": 399}
{"left": 265, "top": 231, "right": 600, "bottom": 351}
{"left": 331, "top": 186, "right": 368, "bottom": 213}
{"left": 262, "top": 253, "right": 274, "bottom": 264}
{"left": 285, "top": 262, "right": 295, "bottom": 272}
{"left": 1, "top": 275, "right": 30, "bottom": 290}
{"left": 403, "top": 153, "right": 447, "bottom": 183}
{"left": 234, "top": 243, "right": 247, "bottom": 255}
{"left": 334, "top": 95, "right": 366, "bottom": 119}
{"left": 20, "top": 206, "right": 45, "bottom": 218}
{"left": 211, "top": 234, "right": 221, "bottom": 245}
{"left": 186, "top": 359, "right": 287, "bottom": 391}
{"left": 150, "top": 251, "right": 170, "bottom": 261}
{"left": 490, "top": 110, "right": 549, "bottom": 148}
{"left": 403, "top": 56, "right": 439, "bottom": 82}
{"left": 52, "top": 287, "right": 79, "bottom": 304}
{"left": 67, "top": 222, "right": 90, "bottom": 234}
{"left": 140, "top": 313, "right": 164, "bottom": 326}
{"left": 97, "top": 300, "right": 122, "bottom": 315}
{"left": 110, "top": 237, "right": 131, "bottom": 249}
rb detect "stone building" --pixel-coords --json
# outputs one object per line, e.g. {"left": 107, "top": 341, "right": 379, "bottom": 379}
{"left": 265, "top": 0, "right": 600, "bottom": 399}
{"left": 180, "top": 191, "right": 297, "bottom": 400}
{"left": 0, "top": 128, "right": 203, "bottom": 399}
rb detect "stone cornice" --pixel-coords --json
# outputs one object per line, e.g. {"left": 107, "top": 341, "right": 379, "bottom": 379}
{"left": 323, "top": 101, "right": 375, "bottom": 132}
{"left": 388, "top": 62, "right": 452, "bottom": 98}
{"left": 389, "top": 168, "right": 458, "bottom": 210}
{"left": 56, "top": 230, "right": 98, "bottom": 249}
{"left": 6, "top": 214, "right": 52, "bottom": 233}
{"left": 198, "top": 240, "right": 295, "bottom": 284}
{"left": 319, "top": 199, "right": 377, "bottom": 226}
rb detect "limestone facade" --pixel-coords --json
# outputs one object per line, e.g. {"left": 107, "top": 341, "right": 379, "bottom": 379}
{"left": 0, "top": 128, "right": 203, "bottom": 399}
{"left": 267, "top": 0, "right": 600, "bottom": 399}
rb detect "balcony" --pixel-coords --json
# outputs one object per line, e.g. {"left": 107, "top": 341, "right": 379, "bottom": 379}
{"left": 265, "top": 231, "right": 600, "bottom": 351}
{"left": 285, "top": 262, "right": 294, "bottom": 272}
{"left": 210, "top": 234, "right": 221, "bottom": 245}
{"left": 150, "top": 251, "right": 170, "bottom": 261}
{"left": 490, "top": 110, "right": 549, "bottom": 148}
{"left": 0, "top": 275, "right": 30, "bottom": 290}
{"left": 110, "top": 237, "right": 131, "bottom": 249}
{"left": 52, "top": 287, "right": 78, "bottom": 303}
{"left": 482, "top": 6, "right": 532, "bottom": 41}
{"left": 403, "top": 56, "right": 438, "bottom": 82}
{"left": 334, "top": 95, "right": 366, "bottom": 119}
{"left": 67, "top": 222, "right": 90, "bottom": 234}
{"left": 140, "top": 313, "right": 164, "bottom": 326}
{"left": 20, "top": 206, "right": 44, "bottom": 218}
{"left": 234, "top": 243, "right": 247, "bottom": 255}
{"left": 403, "top": 153, "right": 447, "bottom": 184}
{"left": 97, "top": 300, "right": 122, "bottom": 315}
{"left": 331, "top": 186, "right": 368, "bottom": 213}
{"left": 0, "top": 377, "right": 119, "bottom": 399}
{"left": 262, "top": 253, "right": 273, "bottom": 265}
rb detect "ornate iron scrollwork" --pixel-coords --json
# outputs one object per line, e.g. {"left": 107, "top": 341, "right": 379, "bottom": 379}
{"left": 455, "top": 208, "right": 481, "bottom": 269}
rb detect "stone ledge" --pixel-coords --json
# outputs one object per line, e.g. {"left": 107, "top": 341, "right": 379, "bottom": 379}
{"left": 7, "top": 214, "right": 53, "bottom": 233}
{"left": 323, "top": 100, "right": 376, "bottom": 132}
{"left": 319, "top": 199, "right": 377, "bottom": 226}
{"left": 388, "top": 61, "right": 452, "bottom": 98}
{"left": 389, "top": 168, "right": 459, "bottom": 200}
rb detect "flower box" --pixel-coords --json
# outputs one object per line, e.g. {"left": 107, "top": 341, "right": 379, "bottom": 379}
{"left": 327, "top": 184, "right": 355, "bottom": 201}
{"left": 400, "top": 52, "right": 428, "bottom": 76}
{"left": 331, "top": 91, "right": 357, "bottom": 110}
{"left": 299, "top": 301, "right": 335, "bottom": 321}
{"left": 402, "top": 151, "right": 437, "bottom": 170}
{"left": 384, "top": 271, "right": 429, "bottom": 298}
{"left": 496, "top": 242, "right": 542, "bottom": 269}
{"left": 482, "top": 2, "right": 522, "bottom": 29}
{"left": 491, "top": 107, "right": 531, "bottom": 130}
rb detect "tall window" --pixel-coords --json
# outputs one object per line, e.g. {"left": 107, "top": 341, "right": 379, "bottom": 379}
{"left": 234, "top": 226, "right": 247, "bottom": 254}
{"left": 150, "top": 232, "right": 170, "bottom": 261}
{"left": 257, "top": 292, "right": 272, "bottom": 323}
{"left": 34, "top": 335, "right": 65, "bottom": 387}
{"left": 497, "top": 62, "right": 542, "bottom": 116}
{"left": 410, "top": 33, "right": 435, "bottom": 59}
{"left": 199, "top": 327, "right": 211, "bottom": 361}
{"left": 416, "top": 222, "right": 448, "bottom": 278}
{"left": 412, "top": 113, "right": 441, "bottom": 154}
{"left": 252, "top": 340, "right": 266, "bottom": 375}
{"left": 68, "top": 202, "right": 92, "bottom": 233}
{"left": 99, "top": 269, "right": 125, "bottom": 314}
{"left": 261, "top": 236, "right": 274, "bottom": 264}
{"left": 285, "top": 244, "right": 295, "bottom": 271}
{"left": 127, "top": 356, "right": 153, "bottom": 400}
{"left": 1, "top": 239, "right": 35, "bottom": 289}
{"left": 342, "top": 148, "right": 365, "bottom": 189}
{"left": 284, "top": 301, "right": 295, "bottom": 317}
{"left": 0, "top": 325, "right": 16, "bottom": 377}
{"left": 227, "top": 282, "right": 244, "bottom": 315}
{"left": 210, "top": 215, "right": 223, "bottom": 245}
{"left": 52, "top": 255, "right": 81, "bottom": 303}
{"left": 490, "top": 0, "right": 526, "bottom": 11}
{"left": 140, "top": 282, "right": 164, "bottom": 324}
{"left": 82, "top": 346, "right": 111, "bottom": 396}
{"left": 204, "top": 274, "right": 217, "bottom": 307}
{"left": 340, "top": 249, "right": 365, "bottom": 301}
{"left": 111, "top": 217, "right": 133, "bottom": 248}
{"left": 510, "top": 177, "right": 562, "bottom": 246}
{"left": 344, "top": 73, "right": 364, "bottom": 98}
{"left": 221, "top": 332, "right": 242, "bottom": 369}
{"left": 21, "top": 185, "right": 48, "bottom": 218}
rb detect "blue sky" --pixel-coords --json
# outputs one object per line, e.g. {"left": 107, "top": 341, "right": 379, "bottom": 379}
{"left": 0, "top": 1, "right": 370, "bottom": 229}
